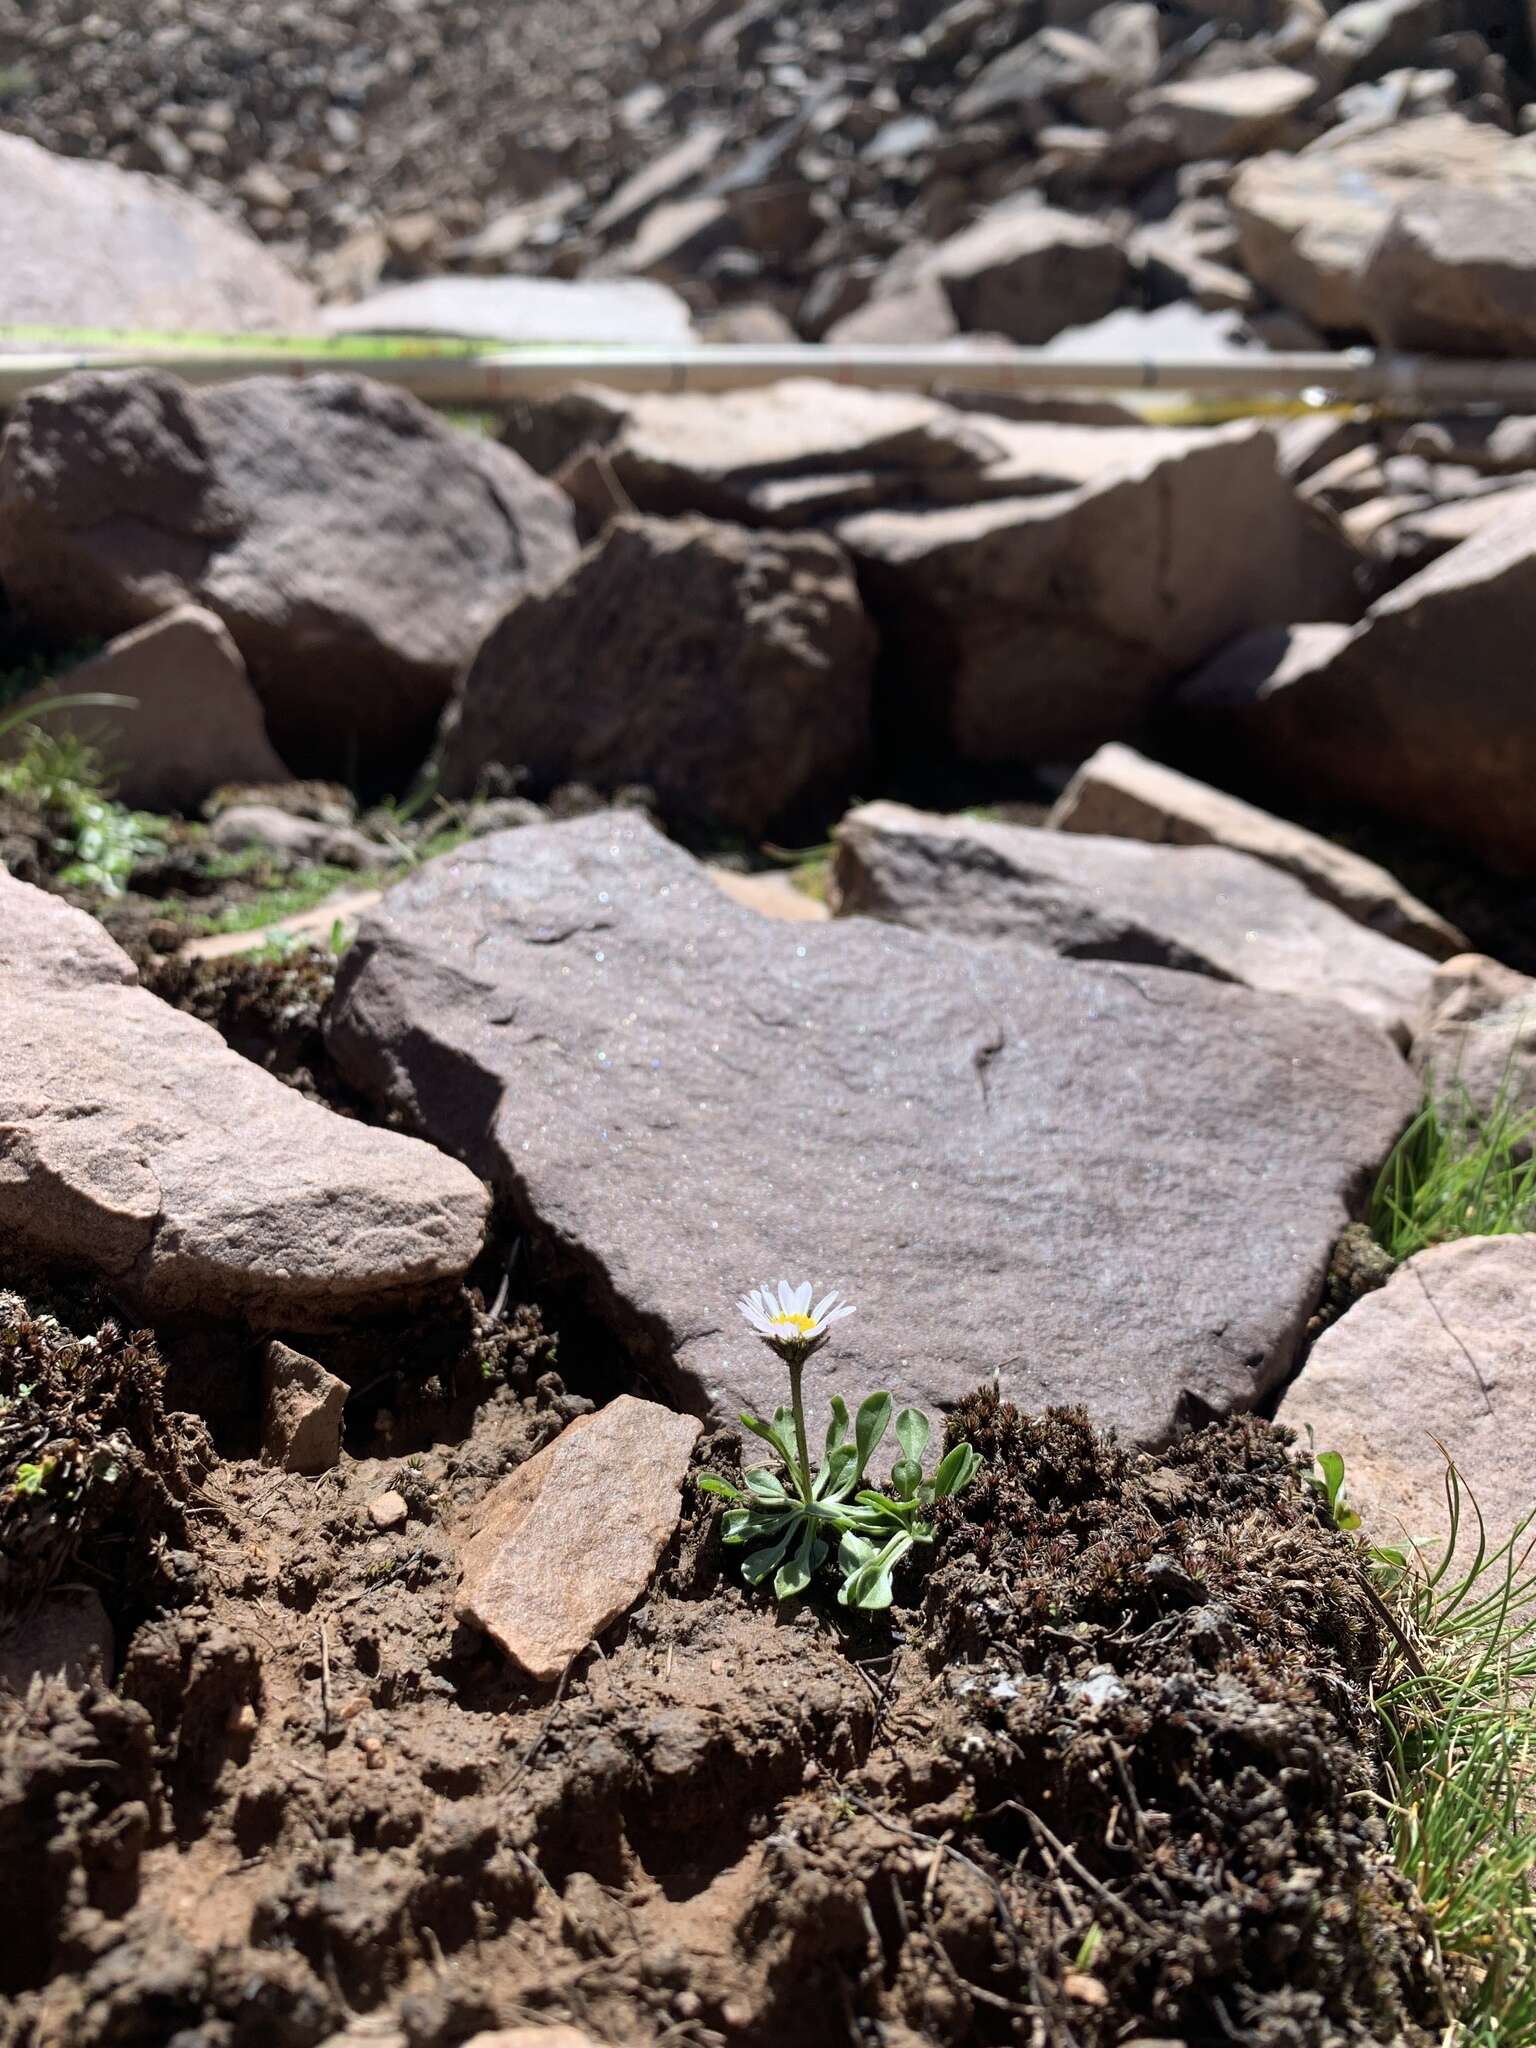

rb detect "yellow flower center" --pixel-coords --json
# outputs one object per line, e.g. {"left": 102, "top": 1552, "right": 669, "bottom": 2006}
{"left": 771, "top": 1311, "right": 817, "bottom": 1336}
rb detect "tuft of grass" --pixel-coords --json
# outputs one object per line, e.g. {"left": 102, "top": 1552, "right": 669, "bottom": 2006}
{"left": 1370, "top": 1080, "right": 1536, "bottom": 1261}
{"left": 1371, "top": 1465, "right": 1536, "bottom": 2046}
{"left": 0, "top": 721, "right": 166, "bottom": 894}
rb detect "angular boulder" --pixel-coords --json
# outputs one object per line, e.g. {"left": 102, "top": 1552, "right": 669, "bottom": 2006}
{"left": 0, "top": 133, "right": 317, "bottom": 336}
{"left": 0, "top": 371, "right": 578, "bottom": 781}
{"left": 0, "top": 873, "right": 488, "bottom": 1325}
{"left": 832, "top": 801, "right": 1433, "bottom": 1045}
{"left": 548, "top": 378, "right": 1011, "bottom": 526}
{"left": 456, "top": 1396, "right": 702, "bottom": 1680}
{"left": 262, "top": 1342, "right": 347, "bottom": 1474}
{"left": 1132, "top": 68, "right": 1316, "bottom": 160}
{"left": 837, "top": 420, "right": 1359, "bottom": 766}
{"left": 1178, "top": 497, "right": 1536, "bottom": 873}
{"left": 6, "top": 606, "right": 290, "bottom": 813}
{"left": 928, "top": 201, "right": 1129, "bottom": 343}
{"left": 433, "top": 515, "right": 874, "bottom": 836}
{"left": 1048, "top": 743, "right": 1465, "bottom": 958}
{"left": 1358, "top": 186, "right": 1536, "bottom": 356}
{"left": 327, "top": 813, "right": 1416, "bottom": 1448}
{"left": 1278, "top": 1236, "right": 1536, "bottom": 1553}
{"left": 1230, "top": 115, "right": 1536, "bottom": 332}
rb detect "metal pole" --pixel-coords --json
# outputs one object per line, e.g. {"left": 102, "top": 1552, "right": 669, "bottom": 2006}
{"left": 0, "top": 342, "right": 1525, "bottom": 409}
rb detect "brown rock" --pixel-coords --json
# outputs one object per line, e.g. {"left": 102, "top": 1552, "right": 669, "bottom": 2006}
{"left": 368, "top": 1490, "right": 409, "bottom": 1531}
{"left": 1230, "top": 114, "right": 1536, "bottom": 332}
{"left": 838, "top": 421, "right": 1358, "bottom": 766}
{"left": 1177, "top": 497, "right": 1536, "bottom": 873}
{"left": 929, "top": 200, "right": 1128, "bottom": 343}
{"left": 0, "top": 132, "right": 317, "bottom": 335}
{"left": 0, "top": 371, "right": 578, "bottom": 782}
{"left": 433, "top": 515, "right": 875, "bottom": 837}
{"left": 1278, "top": 1236, "right": 1536, "bottom": 1552}
{"left": 456, "top": 1396, "right": 702, "bottom": 1680}
{"left": 0, "top": 872, "right": 488, "bottom": 1325}
{"left": 1048, "top": 743, "right": 1465, "bottom": 958}
{"left": 263, "top": 1342, "right": 347, "bottom": 1474}
{"left": 1132, "top": 67, "right": 1316, "bottom": 159}
{"left": 1358, "top": 186, "right": 1536, "bottom": 356}
{"left": 7, "top": 606, "right": 289, "bottom": 812}
{"left": 833, "top": 800, "right": 1434, "bottom": 1045}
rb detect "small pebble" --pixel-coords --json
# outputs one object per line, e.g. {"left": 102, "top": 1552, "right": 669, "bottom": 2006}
{"left": 368, "top": 1489, "right": 409, "bottom": 1530}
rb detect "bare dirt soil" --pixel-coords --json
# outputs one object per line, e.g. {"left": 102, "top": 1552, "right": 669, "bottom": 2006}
{"left": 1, "top": 1245, "right": 1447, "bottom": 2048}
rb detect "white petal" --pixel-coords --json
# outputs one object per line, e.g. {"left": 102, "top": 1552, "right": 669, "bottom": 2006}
{"left": 827, "top": 1303, "right": 857, "bottom": 1322}
{"left": 776, "top": 1278, "right": 797, "bottom": 1312}
{"left": 791, "top": 1280, "right": 813, "bottom": 1315}
{"left": 811, "top": 1291, "right": 840, "bottom": 1322}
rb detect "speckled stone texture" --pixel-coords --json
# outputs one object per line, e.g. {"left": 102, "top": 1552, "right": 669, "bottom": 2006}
{"left": 328, "top": 813, "right": 1417, "bottom": 1446}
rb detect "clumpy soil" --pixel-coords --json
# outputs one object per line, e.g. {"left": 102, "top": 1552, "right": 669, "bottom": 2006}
{"left": 0, "top": 1268, "right": 1447, "bottom": 2048}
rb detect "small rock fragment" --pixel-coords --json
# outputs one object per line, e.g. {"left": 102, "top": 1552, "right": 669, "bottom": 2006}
{"left": 456, "top": 1395, "right": 702, "bottom": 1681}
{"left": 263, "top": 1342, "right": 347, "bottom": 1474}
{"left": 368, "top": 1490, "right": 409, "bottom": 1531}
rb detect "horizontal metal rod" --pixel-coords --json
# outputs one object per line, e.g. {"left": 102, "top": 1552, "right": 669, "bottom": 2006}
{"left": 0, "top": 342, "right": 1524, "bottom": 410}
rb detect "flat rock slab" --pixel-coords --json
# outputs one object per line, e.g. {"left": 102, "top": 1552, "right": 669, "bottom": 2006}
{"left": 831, "top": 801, "right": 1434, "bottom": 1045}
{"left": 1047, "top": 743, "right": 1465, "bottom": 960}
{"left": 0, "top": 864, "right": 139, "bottom": 990}
{"left": 325, "top": 275, "right": 694, "bottom": 346}
{"left": 456, "top": 1395, "right": 701, "bottom": 1680}
{"left": 1, "top": 872, "right": 488, "bottom": 1325}
{"left": 1279, "top": 1236, "right": 1536, "bottom": 1553}
{"left": 1410, "top": 953, "right": 1536, "bottom": 1128}
{"left": 327, "top": 813, "right": 1417, "bottom": 1446}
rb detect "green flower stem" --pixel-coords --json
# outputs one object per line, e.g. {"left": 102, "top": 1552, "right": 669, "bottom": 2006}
{"left": 787, "top": 1354, "right": 814, "bottom": 1503}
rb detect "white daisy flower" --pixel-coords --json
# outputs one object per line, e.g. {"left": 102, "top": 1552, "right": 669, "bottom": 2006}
{"left": 737, "top": 1278, "right": 856, "bottom": 1358}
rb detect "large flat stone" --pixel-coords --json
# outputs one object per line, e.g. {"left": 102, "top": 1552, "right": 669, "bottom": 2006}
{"left": 1279, "top": 1236, "right": 1536, "bottom": 1553}
{"left": 1048, "top": 743, "right": 1465, "bottom": 959}
{"left": 456, "top": 1396, "right": 702, "bottom": 1680}
{"left": 0, "top": 873, "right": 488, "bottom": 1325}
{"left": 837, "top": 420, "right": 1359, "bottom": 766}
{"left": 0, "top": 864, "right": 139, "bottom": 990}
{"left": 1177, "top": 496, "right": 1536, "bottom": 874}
{"left": 324, "top": 275, "right": 694, "bottom": 347}
{"left": 326, "top": 813, "right": 1416, "bottom": 1447}
{"left": 832, "top": 801, "right": 1434, "bottom": 1046}
{"left": 0, "top": 133, "right": 316, "bottom": 337}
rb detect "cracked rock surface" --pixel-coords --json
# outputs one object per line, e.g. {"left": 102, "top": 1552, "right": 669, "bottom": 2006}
{"left": 327, "top": 810, "right": 1417, "bottom": 1444}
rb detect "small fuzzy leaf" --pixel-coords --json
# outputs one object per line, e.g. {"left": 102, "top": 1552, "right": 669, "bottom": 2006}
{"left": 895, "top": 1407, "right": 931, "bottom": 1468}
{"left": 854, "top": 1392, "right": 892, "bottom": 1480}
{"left": 933, "top": 1442, "right": 981, "bottom": 1499}
{"left": 742, "top": 1521, "right": 800, "bottom": 1585}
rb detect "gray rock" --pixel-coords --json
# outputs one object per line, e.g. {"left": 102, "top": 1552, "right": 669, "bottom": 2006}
{"left": 589, "top": 125, "right": 729, "bottom": 239}
{"left": 1358, "top": 186, "right": 1536, "bottom": 356}
{"left": 0, "top": 872, "right": 489, "bottom": 1326}
{"left": 263, "top": 1342, "right": 347, "bottom": 1473}
{"left": 929, "top": 200, "right": 1128, "bottom": 343}
{"left": 832, "top": 800, "right": 1434, "bottom": 1045}
{"left": 433, "top": 514, "right": 874, "bottom": 838}
{"left": 0, "top": 132, "right": 317, "bottom": 337}
{"left": 952, "top": 28, "right": 1119, "bottom": 126}
{"left": 5, "top": 606, "right": 290, "bottom": 813}
{"left": 1410, "top": 953, "right": 1536, "bottom": 1129}
{"left": 1278, "top": 1235, "right": 1536, "bottom": 1555}
{"left": 1131, "top": 67, "right": 1317, "bottom": 160}
{"left": 0, "top": 863, "right": 139, "bottom": 990}
{"left": 1177, "top": 496, "right": 1536, "bottom": 873}
{"left": 327, "top": 812, "right": 1416, "bottom": 1447}
{"left": 1313, "top": 0, "right": 1444, "bottom": 87}
{"left": 0, "top": 371, "right": 578, "bottom": 782}
{"left": 837, "top": 420, "right": 1359, "bottom": 766}
{"left": 1048, "top": 743, "right": 1465, "bottom": 958}
{"left": 323, "top": 276, "right": 694, "bottom": 347}
{"left": 456, "top": 1395, "right": 702, "bottom": 1679}
{"left": 208, "top": 804, "right": 383, "bottom": 870}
